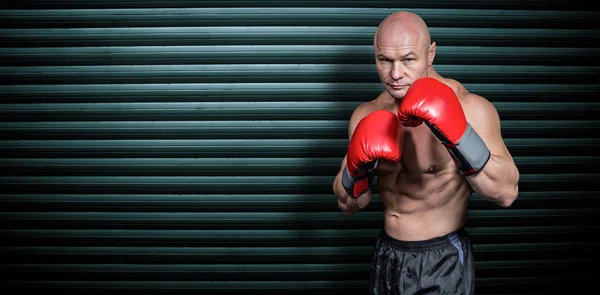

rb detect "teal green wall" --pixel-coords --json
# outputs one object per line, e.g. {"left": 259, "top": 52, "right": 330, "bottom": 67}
{"left": 1, "top": 1, "right": 599, "bottom": 294}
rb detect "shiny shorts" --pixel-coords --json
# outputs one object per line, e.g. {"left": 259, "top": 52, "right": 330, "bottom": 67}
{"left": 369, "top": 228, "right": 475, "bottom": 295}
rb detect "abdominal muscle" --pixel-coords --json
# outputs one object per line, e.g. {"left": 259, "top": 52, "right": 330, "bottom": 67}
{"left": 375, "top": 126, "right": 473, "bottom": 241}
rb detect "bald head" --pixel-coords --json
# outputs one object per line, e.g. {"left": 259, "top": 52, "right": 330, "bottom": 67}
{"left": 372, "top": 11, "right": 437, "bottom": 100}
{"left": 374, "top": 11, "right": 431, "bottom": 50}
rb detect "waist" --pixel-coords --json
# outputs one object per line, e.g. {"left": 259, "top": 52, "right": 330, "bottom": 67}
{"left": 378, "top": 227, "right": 469, "bottom": 251}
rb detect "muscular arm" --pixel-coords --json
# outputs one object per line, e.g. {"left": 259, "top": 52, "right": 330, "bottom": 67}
{"left": 465, "top": 94, "right": 520, "bottom": 207}
{"left": 333, "top": 102, "right": 375, "bottom": 184}
{"left": 335, "top": 106, "right": 364, "bottom": 170}
{"left": 332, "top": 102, "right": 377, "bottom": 213}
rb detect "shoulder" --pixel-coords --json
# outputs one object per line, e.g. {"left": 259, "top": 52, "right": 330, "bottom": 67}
{"left": 346, "top": 90, "right": 396, "bottom": 138}
{"left": 441, "top": 77, "right": 468, "bottom": 96}
{"left": 439, "top": 76, "right": 499, "bottom": 124}
{"left": 347, "top": 99, "right": 378, "bottom": 138}
{"left": 459, "top": 91, "right": 500, "bottom": 127}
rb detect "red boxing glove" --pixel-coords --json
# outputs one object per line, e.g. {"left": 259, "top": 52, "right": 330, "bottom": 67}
{"left": 342, "top": 110, "right": 403, "bottom": 197}
{"left": 398, "top": 77, "right": 490, "bottom": 175}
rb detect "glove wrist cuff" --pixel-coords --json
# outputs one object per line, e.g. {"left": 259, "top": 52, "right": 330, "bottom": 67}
{"left": 445, "top": 123, "right": 490, "bottom": 175}
{"left": 341, "top": 161, "right": 378, "bottom": 197}
{"left": 341, "top": 165, "right": 356, "bottom": 196}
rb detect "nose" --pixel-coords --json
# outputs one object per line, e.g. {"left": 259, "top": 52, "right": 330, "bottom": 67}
{"left": 390, "top": 61, "right": 405, "bottom": 81}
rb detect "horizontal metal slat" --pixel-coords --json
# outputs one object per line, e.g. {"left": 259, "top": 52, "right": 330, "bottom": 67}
{"left": 0, "top": 0, "right": 584, "bottom": 10}
{"left": 3, "top": 226, "right": 598, "bottom": 247}
{"left": 475, "top": 277, "right": 590, "bottom": 294}
{"left": 2, "top": 64, "right": 597, "bottom": 84}
{"left": 0, "top": 174, "right": 597, "bottom": 194}
{"left": 0, "top": 101, "right": 596, "bottom": 121}
{"left": 1, "top": 8, "right": 597, "bottom": 29}
{"left": 0, "top": 210, "right": 598, "bottom": 235}
{"left": 1, "top": 156, "right": 598, "bottom": 176}
{"left": 3, "top": 259, "right": 597, "bottom": 281}
{"left": 0, "top": 139, "right": 345, "bottom": 158}
{"left": 0, "top": 278, "right": 589, "bottom": 294}
{"left": 1, "top": 191, "right": 599, "bottom": 213}
{"left": 0, "top": 120, "right": 598, "bottom": 140}
{"left": 3, "top": 194, "right": 344, "bottom": 213}
{"left": 0, "top": 228, "right": 379, "bottom": 247}
{"left": 1, "top": 27, "right": 597, "bottom": 47}
{"left": 2, "top": 83, "right": 598, "bottom": 103}
{"left": 1, "top": 138, "right": 598, "bottom": 158}
{"left": 3, "top": 242, "right": 597, "bottom": 264}
{"left": 1, "top": 208, "right": 598, "bottom": 230}
{"left": 2, "top": 46, "right": 597, "bottom": 66}
{"left": 0, "top": 101, "right": 358, "bottom": 121}
{"left": 0, "top": 280, "right": 366, "bottom": 294}
{"left": 0, "top": 120, "right": 350, "bottom": 140}
{"left": 1, "top": 246, "right": 377, "bottom": 264}
{"left": 2, "top": 263, "right": 370, "bottom": 281}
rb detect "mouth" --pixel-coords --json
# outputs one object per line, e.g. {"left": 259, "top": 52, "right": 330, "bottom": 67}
{"left": 389, "top": 84, "right": 408, "bottom": 90}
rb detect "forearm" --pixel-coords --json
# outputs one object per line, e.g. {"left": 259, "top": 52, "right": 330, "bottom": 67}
{"left": 332, "top": 156, "right": 348, "bottom": 194}
{"left": 466, "top": 154, "right": 519, "bottom": 207}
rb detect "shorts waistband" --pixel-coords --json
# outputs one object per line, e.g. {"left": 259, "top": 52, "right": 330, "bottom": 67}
{"left": 379, "top": 228, "right": 468, "bottom": 252}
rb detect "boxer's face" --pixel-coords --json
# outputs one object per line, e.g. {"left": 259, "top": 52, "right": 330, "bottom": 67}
{"left": 375, "top": 30, "right": 434, "bottom": 100}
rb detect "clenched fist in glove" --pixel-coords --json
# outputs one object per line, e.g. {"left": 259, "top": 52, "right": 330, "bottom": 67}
{"left": 398, "top": 77, "right": 490, "bottom": 175}
{"left": 342, "top": 110, "right": 404, "bottom": 198}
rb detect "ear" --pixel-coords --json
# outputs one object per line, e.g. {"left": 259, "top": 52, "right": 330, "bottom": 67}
{"left": 428, "top": 41, "right": 437, "bottom": 67}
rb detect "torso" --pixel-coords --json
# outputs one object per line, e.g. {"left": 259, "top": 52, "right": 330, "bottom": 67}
{"left": 369, "top": 77, "right": 474, "bottom": 241}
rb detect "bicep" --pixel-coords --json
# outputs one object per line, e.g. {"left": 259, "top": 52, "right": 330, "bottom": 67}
{"left": 347, "top": 102, "right": 375, "bottom": 139}
{"left": 342, "top": 103, "right": 374, "bottom": 169}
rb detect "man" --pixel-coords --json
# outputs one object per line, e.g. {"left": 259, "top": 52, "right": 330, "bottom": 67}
{"left": 332, "top": 11, "right": 520, "bottom": 295}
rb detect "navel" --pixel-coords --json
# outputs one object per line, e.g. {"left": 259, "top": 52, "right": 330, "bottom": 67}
{"left": 427, "top": 165, "right": 437, "bottom": 173}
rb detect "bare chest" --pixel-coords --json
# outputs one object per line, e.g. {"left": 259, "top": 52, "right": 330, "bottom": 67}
{"left": 377, "top": 124, "right": 454, "bottom": 175}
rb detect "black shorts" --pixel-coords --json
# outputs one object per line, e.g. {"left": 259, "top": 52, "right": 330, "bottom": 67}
{"left": 369, "top": 228, "right": 475, "bottom": 295}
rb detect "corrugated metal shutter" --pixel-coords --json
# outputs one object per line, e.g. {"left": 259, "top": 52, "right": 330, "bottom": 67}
{"left": 1, "top": 1, "right": 599, "bottom": 294}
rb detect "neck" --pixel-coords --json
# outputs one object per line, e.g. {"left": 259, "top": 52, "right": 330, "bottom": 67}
{"left": 382, "top": 91, "right": 399, "bottom": 109}
{"left": 427, "top": 67, "right": 441, "bottom": 79}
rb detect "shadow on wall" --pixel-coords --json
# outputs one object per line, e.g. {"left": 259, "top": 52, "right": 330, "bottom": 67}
{"left": 284, "top": 42, "right": 384, "bottom": 293}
